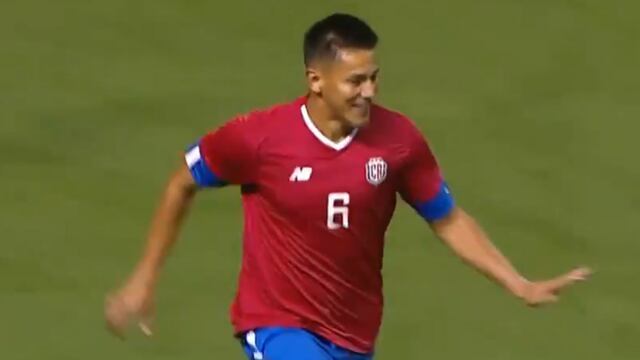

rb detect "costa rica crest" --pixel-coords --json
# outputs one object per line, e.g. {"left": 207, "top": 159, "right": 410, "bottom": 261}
{"left": 365, "top": 157, "right": 387, "bottom": 186}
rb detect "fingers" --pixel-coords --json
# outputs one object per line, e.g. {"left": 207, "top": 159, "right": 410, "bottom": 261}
{"left": 521, "top": 266, "right": 591, "bottom": 307}
{"left": 138, "top": 300, "right": 155, "bottom": 337}
{"left": 139, "top": 322, "right": 153, "bottom": 337}
{"left": 546, "top": 266, "right": 592, "bottom": 293}
{"left": 567, "top": 266, "right": 592, "bottom": 281}
{"left": 527, "top": 293, "right": 558, "bottom": 307}
{"left": 105, "top": 291, "right": 156, "bottom": 339}
{"left": 105, "top": 295, "right": 130, "bottom": 339}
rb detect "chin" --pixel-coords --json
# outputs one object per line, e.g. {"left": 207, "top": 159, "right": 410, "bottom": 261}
{"left": 346, "top": 112, "right": 371, "bottom": 128}
{"left": 346, "top": 117, "right": 369, "bottom": 128}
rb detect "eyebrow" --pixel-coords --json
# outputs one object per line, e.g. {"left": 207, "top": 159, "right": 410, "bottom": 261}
{"left": 349, "top": 68, "right": 380, "bottom": 79}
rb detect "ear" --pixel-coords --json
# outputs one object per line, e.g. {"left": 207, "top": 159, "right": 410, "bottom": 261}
{"left": 305, "top": 67, "right": 323, "bottom": 95}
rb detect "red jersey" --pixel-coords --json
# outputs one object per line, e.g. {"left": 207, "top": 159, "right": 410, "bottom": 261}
{"left": 185, "top": 96, "right": 453, "bottom": 353}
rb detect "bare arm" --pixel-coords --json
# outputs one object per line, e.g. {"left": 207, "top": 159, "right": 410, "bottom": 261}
{"left": 430, "top": 207, "right": 528, "bottom": 297}
{"left": 128, "top": 162, "right": 197, "bottom": 288}
{"left": 430, "top": 207, "right": 590, "bottom": 305}
{"left": 106, "top": 162, "right": 198, "bottom": 337}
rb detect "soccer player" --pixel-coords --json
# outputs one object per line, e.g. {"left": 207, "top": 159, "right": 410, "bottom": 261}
{"left": 105, "top": 13, "right": 591, "bottom": 360}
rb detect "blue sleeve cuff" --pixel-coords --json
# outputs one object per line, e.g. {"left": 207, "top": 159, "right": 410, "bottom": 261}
{"left": 414, "top": 182, "right": 455, "bottom": 221}
{"left": 184, "top": 143, "right": 226, "bottom": 187}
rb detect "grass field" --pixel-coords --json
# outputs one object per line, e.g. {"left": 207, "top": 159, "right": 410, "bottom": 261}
{"left": 2, "top": 0, "right": 639, "bottom": 359}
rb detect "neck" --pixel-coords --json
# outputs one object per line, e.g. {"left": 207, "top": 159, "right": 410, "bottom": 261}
{"left": 305, "top": 95, "right": 353, "bottom": 142}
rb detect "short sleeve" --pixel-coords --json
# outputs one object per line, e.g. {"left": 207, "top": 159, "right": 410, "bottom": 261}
{"left": 185, "top": 113, "right": 261, "bottom": 187}
{"left": 398, "top": 132, "right": 455, "bottom": 222}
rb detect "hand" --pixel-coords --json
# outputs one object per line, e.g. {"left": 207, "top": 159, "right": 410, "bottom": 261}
{"left": 105, "top": 277, "right": 156, "bottom": 339}
{"left": 516, "top": 267, "right": 591, "bottom": 307}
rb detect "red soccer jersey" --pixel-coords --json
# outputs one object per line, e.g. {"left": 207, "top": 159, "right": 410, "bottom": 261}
{"left": 185, "top": 96, "right": 452, "bottom": 353}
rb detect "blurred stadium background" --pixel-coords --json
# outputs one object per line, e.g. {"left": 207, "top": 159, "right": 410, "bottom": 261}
{"left": 2, "top": 0, "right": 639, "bottom": 359}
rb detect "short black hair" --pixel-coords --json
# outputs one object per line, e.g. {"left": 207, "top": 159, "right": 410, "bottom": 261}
{"left": 303, "top": 13, "right": 378, "bottom": 66}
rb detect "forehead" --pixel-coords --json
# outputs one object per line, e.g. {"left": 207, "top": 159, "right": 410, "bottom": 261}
{"left": 326, "top": 48, "right": 378, "bottom": 74}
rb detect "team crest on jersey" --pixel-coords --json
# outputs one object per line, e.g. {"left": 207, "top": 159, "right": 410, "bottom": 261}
{"left": 365, "top": 157, "right": 388, "bottom": 186}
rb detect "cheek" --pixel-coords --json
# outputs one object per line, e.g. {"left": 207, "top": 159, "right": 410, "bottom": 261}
{"left": 335, "top": 82, "right": 358, "bottom": 99}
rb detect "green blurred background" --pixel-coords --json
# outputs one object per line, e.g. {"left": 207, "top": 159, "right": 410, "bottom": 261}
{"left": 2, "top": 0, "right": 639, "bottom": 359}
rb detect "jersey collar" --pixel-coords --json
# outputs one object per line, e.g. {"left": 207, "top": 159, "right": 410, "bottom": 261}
{"left": 300, "top": 104, "right": 358, "bottom": 151}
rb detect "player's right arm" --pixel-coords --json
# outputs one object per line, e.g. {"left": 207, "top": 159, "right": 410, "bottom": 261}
{"left": 105, "top": 113, "right": 261, "bottom": 338}
{"left": 105, "top": 163, "right": 197, "bottom": 338}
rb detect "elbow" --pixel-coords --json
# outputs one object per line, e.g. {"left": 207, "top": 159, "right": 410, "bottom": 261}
{"left": 167, "top": 164, "right": 198, "bottom": 199}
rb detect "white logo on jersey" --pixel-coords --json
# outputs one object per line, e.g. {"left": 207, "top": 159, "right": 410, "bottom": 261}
{"left": 365, "top": 157, "right": 387, "bottom": 186}
{"left": 289, "top": 166, "right": 313, "bottom": 182}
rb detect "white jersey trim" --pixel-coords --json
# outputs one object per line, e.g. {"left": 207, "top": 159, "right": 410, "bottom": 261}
{"left": 300, "top": 104, "right": 358, "bottom": 151}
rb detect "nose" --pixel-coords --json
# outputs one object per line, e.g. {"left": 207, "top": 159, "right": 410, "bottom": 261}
{"left": 361, "top": 80, "right": 376, "bottom": 99}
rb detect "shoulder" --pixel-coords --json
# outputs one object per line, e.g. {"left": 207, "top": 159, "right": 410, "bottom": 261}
{"left": 227, "top": 97, "right": 303, "bottom": 134}
{"left": 210, "top": 97, "right": 303, "bottom": 144}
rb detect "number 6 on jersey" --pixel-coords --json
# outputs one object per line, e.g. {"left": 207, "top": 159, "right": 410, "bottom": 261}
{"left": 327, "top": 192, "right": 350, "bottom": 229}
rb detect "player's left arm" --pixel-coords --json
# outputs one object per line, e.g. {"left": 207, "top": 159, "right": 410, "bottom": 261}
{"left": 429, "top": 206, "right": 589, "bottom": 306}
{"left": 399, "top": 131, "right": 590, "bottom": 306}
{"left": 429, "top": 206, "right": 528, "bottom": 298}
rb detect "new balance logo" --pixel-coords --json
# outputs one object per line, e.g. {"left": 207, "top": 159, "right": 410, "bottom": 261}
{"left": 289, "top": 166, "right": 313, "bottom": 182}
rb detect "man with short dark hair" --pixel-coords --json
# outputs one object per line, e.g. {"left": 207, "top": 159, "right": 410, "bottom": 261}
{"left": 105, "top": 13, "right": 590, "bottom": 360}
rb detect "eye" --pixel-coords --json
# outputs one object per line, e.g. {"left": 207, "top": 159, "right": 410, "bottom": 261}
{"left": 371, "top": 70, "right": 380, "bottom": 82}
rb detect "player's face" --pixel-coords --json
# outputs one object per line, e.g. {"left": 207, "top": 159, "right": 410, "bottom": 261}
{"left": 317, "top": 48, "right": 379, "bottom": 128}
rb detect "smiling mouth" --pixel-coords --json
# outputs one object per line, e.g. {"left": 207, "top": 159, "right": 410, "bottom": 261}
{"left": 351, "top": 101, "right": 370, "bottom": 109}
